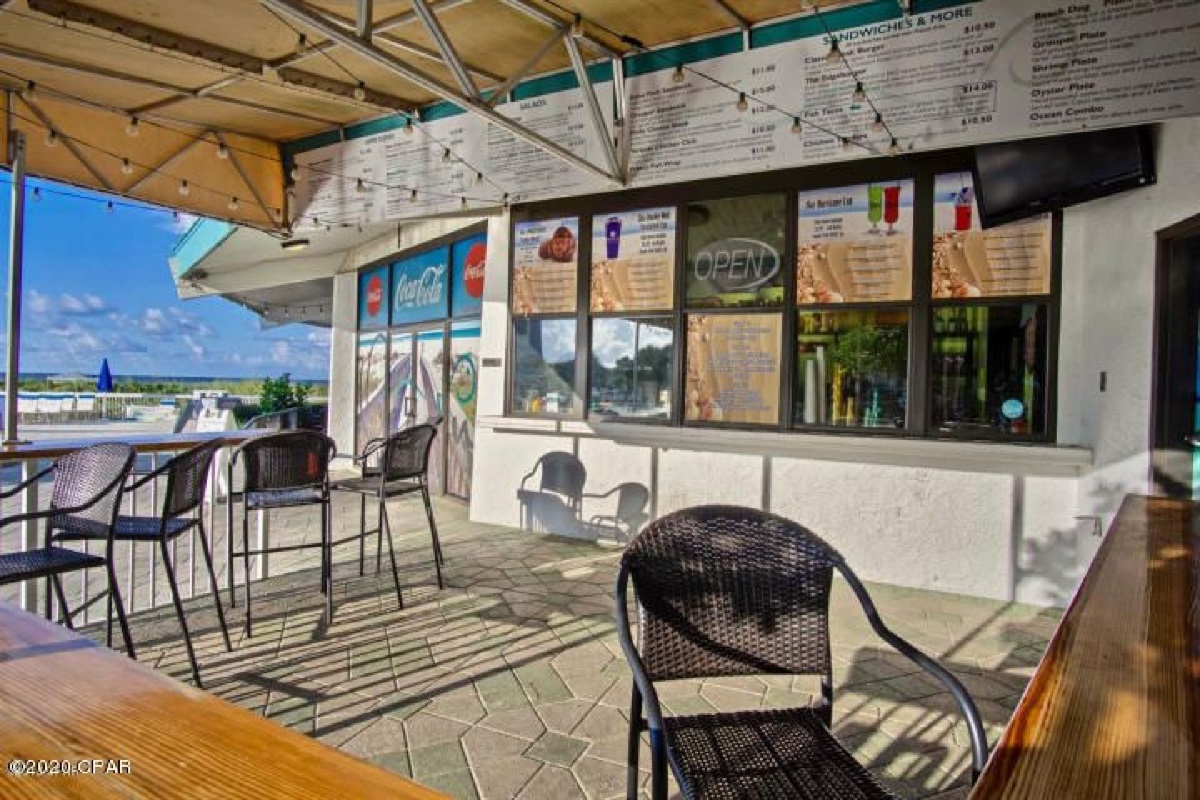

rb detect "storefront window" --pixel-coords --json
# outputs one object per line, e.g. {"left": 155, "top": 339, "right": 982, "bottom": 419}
{"left": 796, "top": 310, "right": 908, "bottom": 429}
{"left": 931, "top": 305, "right": 1048, "bottom": 436}
{"left": 685, "top": 195, "right": 786, "bottom": 309}
{"left": 685, "top": 313, "right": 782, "bottom": 425}
{"left": 512, "top": 318, "right": 579, "bottom": 415}
{"left": 589, "top": 318, "right": 673, "bottom": 421}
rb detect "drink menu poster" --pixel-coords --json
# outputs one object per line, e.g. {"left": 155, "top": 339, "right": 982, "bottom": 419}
{"left": 590, "top": 207, "right": 676, "bottom": 312}
{"left": 512, "top": 217, "right": 579, "bottom": 315}
{"left": 932, "top": 173, "right": 1051, "bottom": 298}
{"left": 796, "top": 181, "right": 914, "bottom": 304}
{"left": 685, "top": 313, "right": 781, "bottom": 425}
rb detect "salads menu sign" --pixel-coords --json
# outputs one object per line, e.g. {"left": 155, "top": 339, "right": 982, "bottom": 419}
{"left": 391, "top": 247, "right": 449, "bottom": 326}
{"left": 358, "top": 265, "right": 390, "bottom": 330}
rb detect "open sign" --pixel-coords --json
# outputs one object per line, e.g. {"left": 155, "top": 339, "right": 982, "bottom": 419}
{"left": 693, "top": 238, "right": 780, "bottom": 292}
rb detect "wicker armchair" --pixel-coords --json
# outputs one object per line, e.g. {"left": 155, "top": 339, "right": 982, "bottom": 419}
{"left": 331, "top": 422, "right": 444, "bottom": 607}
{"left": 0, "top": 442, "right": 136, "bottom": 655}
{"left": 54, "top": 440, "right": 231, "bottom": 687}
{"left": 614, "top": 505, "right": 988, "bottom": 800}
{"left": 227, "top": 430, "right": 336, "bottom": 636}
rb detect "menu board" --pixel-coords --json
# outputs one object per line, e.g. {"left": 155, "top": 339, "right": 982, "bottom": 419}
{"left": 932, "top": 173, "right": 1051, "bottom": 298}
{"left": 796, "top": 181, "right": 914, "bottom": 304}
{"left": 511, "top": 217, "right": 579, "bottom": 315}
{"left": 391, "top": 246, "right": 449, "bottom": 325}
{"left": 357, "top": 265, "right": 389, "bottom": 330}
{"left": 590, "top": 207, "right": 676, "bottom": 312}
{"left": 685, "top": 313, "right": 782, "bottom": 425}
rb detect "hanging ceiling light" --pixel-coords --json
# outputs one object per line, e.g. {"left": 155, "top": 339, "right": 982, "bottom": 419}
{"left": 791, "top": 117, "right": 802, "bottom": 134}
{"left": 44, "top": 130, "right": 59, "bottom": 148}
{"left": 121, "top": 158, "right": 133, "bottom": 175}
{"left": 31, "top": 187, "right": 41, "bottom": 202}
{"left": 228, "top": 196, "right": 239, "bottom": 212}
{"left": 106, "top": 200, "right": 114, "bottom": 213}
{"left": 353, "top": 81, "right": 367, "bottom": 101}
{"left": 736, "top": 92, "right": 748, "bottom": 112}
{"left": 216, "top": 143, "right": 230, "bottom": 159}
{"left": 475, "top": 171, "right": 483, "bottom": 184}
{"left": 178, "top": 179, "right": 190, "bottom": 196}
{"left": 355, "top": 177, "right": 367, "bottom": 193}
{"left": 403, "top": 117, "right": 414, "bottom": 135}
{"left": 460, "top": 196, "right": 467, "bottom": 209}
{"left": 672, "top": 65, "right": 685, "bottom": 84}
{"left": 409, "top": 188, "right": 418, "bottom": 202}
{"left": 442, "top": 148, "right": 452, "bottom": 164}
{"left": 281, "top": 238, "right": 310, "bottom": 252}
{"left": 888, "top": 137, "right": 902, "bottom": 155}
{"left": 23, "top": 81, "right": 35, "bottom": 98}
{"left": 126, "top": 116, "right": 139, "bottom": 137}
{"left": 289, "top": 165, "right": 300, "bottom": 181}
{"left": 852, "top": 81, "right": 866, "bottom": 102}
{"left": 297, "top": 33, "right": 308, "bottom": 53}
{"left": 841, "top": 136, "right": 853, "bottom": 151}
{"left": 871, "top": 112, "right": 885, "bottom": 132}
{"left": 826, "top": 37, "right": 841, "bottom": 64}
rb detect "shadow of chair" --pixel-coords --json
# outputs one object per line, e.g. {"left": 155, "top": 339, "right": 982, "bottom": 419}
{"left": 585, "top": 482, "right": 649, "bottom": 543}
{"left": 517, "top": 452, "right": 587, "bottom": 535}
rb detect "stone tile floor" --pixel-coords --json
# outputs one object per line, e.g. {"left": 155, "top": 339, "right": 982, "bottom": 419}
{"left": 78, "top": 494, "right": 1060, "bottom": 800}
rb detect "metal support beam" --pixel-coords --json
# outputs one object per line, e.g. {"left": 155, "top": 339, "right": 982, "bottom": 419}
{"left": 357, "top": 0, "right": 373, "bottom": 38}
{"left": 261, "top": 0, "right": 621, "bottom": 186}
{"left": 4, "top": 130, "right": 25, "bottom": 445}
{"left": 20, "top": 96, "right": 113, "bottom": 190}
{"left": 563, "top": 33, "right": 619, "bottom": 181}
{"left": 125, "top": 134, "right": 207, "bottom": 194}
{"left": 500, "top": 0, "right": 620, "bottom": 59}
{"left": 215, "top": 131, "right": 279, "bottom": 225}
{"left": 611, "top": 55, "right": 631, "bottom": 177}
{"left": 411, "top": 0, "right": 477, "bottom": 97}
{"left": 485, "top": 25, "right": 565, "bottom": 107}
{"left": 126, "top": 74, "right": 338, "bottom": 126}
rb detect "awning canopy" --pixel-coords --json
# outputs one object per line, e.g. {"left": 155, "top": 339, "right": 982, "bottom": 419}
{"left": 0, "top": 0, "right": 866, "bottom": 230}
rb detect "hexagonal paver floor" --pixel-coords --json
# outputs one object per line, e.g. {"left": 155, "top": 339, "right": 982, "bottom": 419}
{"left": 79, "top": 494, "right": 1060, "bottom": 800}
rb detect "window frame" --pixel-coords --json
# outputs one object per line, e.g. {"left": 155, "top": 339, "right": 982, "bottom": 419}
{"left": 505, "top": 148, "right": 1061, "bottom": 443}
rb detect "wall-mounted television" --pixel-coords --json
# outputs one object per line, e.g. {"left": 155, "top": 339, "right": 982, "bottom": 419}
{"left": 972, "top": 126, "right": 1156, "bottom": 228}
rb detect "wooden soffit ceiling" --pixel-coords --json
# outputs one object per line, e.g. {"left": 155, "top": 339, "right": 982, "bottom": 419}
{"left": 0, "top": 0, "right": 869, "bottom": 230}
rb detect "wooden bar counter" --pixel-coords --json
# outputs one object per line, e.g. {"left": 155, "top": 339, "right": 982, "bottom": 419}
{"left": 970, "top": 494, "right": 1199, "bottom": 799}
{"left": 0, "top": 601, "right": 448, "bottom": 799}
{"left": 0, "top": 430, "right": 268, "bottom": 462}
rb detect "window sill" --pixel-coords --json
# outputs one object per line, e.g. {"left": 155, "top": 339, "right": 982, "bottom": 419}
{"left": 477, "top": 416, "right": 1092, "bottom": 477}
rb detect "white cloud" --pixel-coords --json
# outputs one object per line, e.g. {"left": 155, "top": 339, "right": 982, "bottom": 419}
{"left": 182, "top": 334, "right": 205, "bottom": 359}
{"left": 306, "top": 329, "right": 332, "bottom": 346}
{"left": 27, "top": 290, "right": 51, "bottom": 315}
{"left": 168, "top": 307, "right": 214, "bottom": 337}
{"left": 58, "top": 292, "right": 108, "bottom": 315}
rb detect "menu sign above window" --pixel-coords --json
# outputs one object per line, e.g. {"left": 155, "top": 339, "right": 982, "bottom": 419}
{"left": 932, "top": 173, "right": 1051, "bottom": 298}
{"left": 391, "top": 246, "right": 449, "bottom": 326}
{"left": 358, "top": 265, "right": 390, "bottom": 330}
{"left": 796, "top": 181, "right": 914, "bottom": 304}
{"left": 512, "top": 217, "right": 579, "bottom": 315}
{"left": 590, "top": 207, "right": 676, "bottom": 312}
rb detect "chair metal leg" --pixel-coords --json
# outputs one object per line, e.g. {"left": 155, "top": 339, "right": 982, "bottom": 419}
{"left": 650, "top": 728, "right": 668, "bottom": 800}
{"left": 322, "top": 500, "right": 333, "bottom": 623}
{"left": 51, "top": 574, "right": 73, "bottom": 630}
{"left": 627, "top": 684, "right": 642, "bottom": 800}
{"left": 161, "top": 539, "right": 203, "bottom": 688}
{"left": 375, "top": 493, "right": 384, "bottom": 575}
{"left": 380, "top": 496, "right": 404, "bottom": 609}
{"left": 197, "top": 520, "right": 232, "bottom": 652}
{"left": 420, "top": 486, "right": 444, "bottom": 587}
{"left": 242, "top": 506, "right": 253, "bottom": 637}
{"left": 106, "top": 557, "right": 136, "bottom": 660}
{"left": 358, "top": 494, "right": 366, "bottom": 577}
{"left": 226, "top": 488, "right": 236, "bottom": 609}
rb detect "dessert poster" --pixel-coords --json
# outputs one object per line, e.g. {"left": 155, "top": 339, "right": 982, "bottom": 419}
{"left": 685, "top": 313, "right": 781, "bottom": 425}
{"left": 796, "top": 181, "right": 914, "bottom": 304}
{"left": 932, "top": 173, "right": 1051, "bottom": 298}
{"left": 590, "top": 207, "right": 676, "bottom": 312}
{"left": 512, "top": 217, "right": 579, "bottom": 315}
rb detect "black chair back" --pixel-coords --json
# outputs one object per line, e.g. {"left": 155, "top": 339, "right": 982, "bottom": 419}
{"left": 237, "top": 430, "right": 335, "bottom": 493}
{"left": 49, "top": 442, "right": 136, "bottom": 537}
{"left": 621, "top": 505, "right": 834, "bottom": 682}
{"left": 380, "top": 423, "right": 438, "bottom": 482}
{"left": 162, "top": 439, "right": 222, "bottom": 519}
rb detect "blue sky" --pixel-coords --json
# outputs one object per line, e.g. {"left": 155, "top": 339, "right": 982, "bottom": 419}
{"left": 0, "top": 177, "right": 329, "bottom": 380}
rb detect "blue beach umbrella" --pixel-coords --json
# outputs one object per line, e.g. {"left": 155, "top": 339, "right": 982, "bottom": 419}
{"left": 96, "top": 358, "right": 113, "bottom": 393}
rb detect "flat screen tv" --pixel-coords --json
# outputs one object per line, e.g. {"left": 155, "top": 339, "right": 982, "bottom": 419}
{"left": 972, "top": 126, "right": 1156, "bottom": 228}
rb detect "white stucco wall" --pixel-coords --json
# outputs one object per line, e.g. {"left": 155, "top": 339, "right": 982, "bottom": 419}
{"left": 466, "top": 118, "right": 1200, "bottom": 608}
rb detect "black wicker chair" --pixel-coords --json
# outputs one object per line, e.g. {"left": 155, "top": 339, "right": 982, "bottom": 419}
{"left": 55, "top": 439, "right": 231, "bottom": 687}
{"left": 0, "top": 442, "right": 136, "bottom": 655}
{"left": 331, "top": 422, "right": 444, "bottom": 607}
{"left": 614, "top": 505, "right": 988, "bottom": 800}
{"left": 227, "top": 430, "right": 336, "bottom": 636}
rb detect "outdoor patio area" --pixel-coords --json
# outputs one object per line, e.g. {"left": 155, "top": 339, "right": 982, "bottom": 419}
{"left": 68, "top": 494, "right": 1058, "bottom": 800}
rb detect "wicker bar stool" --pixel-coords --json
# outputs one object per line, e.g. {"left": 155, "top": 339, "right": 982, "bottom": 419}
{"left": 614, "top": 505, "right": 988, "bottom": 800}
{"left": 55, "top": 439, "right": 231, "bottom": 687}
{"left": 0, "top": 442, "right": 136, "bottom": 655}
{"left": 331, "top": 422, "right": 444, "bottom": 608}
{"left": 227, "top": 430, "right": 336, "bottom": 636}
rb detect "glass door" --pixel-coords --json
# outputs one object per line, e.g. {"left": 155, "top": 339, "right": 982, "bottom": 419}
{"left": 387, "top": 325, "right": 447, "bottom": 494}
{"left": 447, "top": 320, "right": 481, "bottom": 500}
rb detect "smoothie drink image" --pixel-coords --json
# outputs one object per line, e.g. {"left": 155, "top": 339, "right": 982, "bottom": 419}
{"left": 883, "top": 185, "right": 902, "bottom": 235}
{"left": 605, "top": 216, "right": 621, "bottom": 259}
{"left": 867, "top": 184, "right": 884, "bottom": 234}
{"left": 954, "top": 188, "right": 974, "bottom": 231}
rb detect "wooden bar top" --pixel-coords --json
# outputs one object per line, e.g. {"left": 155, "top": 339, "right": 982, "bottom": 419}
{"left": 0, "top": 430, "right": 268, "bottom": 462}
{"left": 970, "top": 494, "right": 1199, "bottom": 799}
{"left": 0, "top": 601, "right": 448, "bottom": 799}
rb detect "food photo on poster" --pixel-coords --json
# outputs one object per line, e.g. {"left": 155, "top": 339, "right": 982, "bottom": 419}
{"left": 511, "top": 217, "right": 579, "bottom": 315}
{"left": 590, "top": 207, "right": 676, "bottom": 313}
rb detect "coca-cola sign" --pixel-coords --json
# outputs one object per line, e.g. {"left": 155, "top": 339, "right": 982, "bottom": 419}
{"left": 358, "top": 265, "right": 389, "bottom": 329}
{"left": 391, "top": 246, "right": 449, "bottom": 325}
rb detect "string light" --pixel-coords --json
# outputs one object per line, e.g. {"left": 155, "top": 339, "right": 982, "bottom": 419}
{"left": 228, "top": 196, "right": 239, "bottom": 211}
{"left": 791, "top": 117, "right": 802, "bottom": 134}
{"left": 409, "top": 188, "right": 418, "bottom": 203}
{"left": 31, "top": 187, "right": 40, "bottom": 202}
{"left": 353, "top": 81, "right": 367, "bottom": 101}
{"left": 216, "top": 143, "right": 230, "bottom": 159}
{"left": 178, "top": 179, "right": 189, "bottom": 196}
{"left": 121, "top": 158, "right": 133, "bottom": 175}
{"left": 289, "top": 165, "right": 300, "bottom": 181}
{"left": 442, "top": 148, "right": 452, "bottom": 164}
{"left": 460, "top": 196, "right": 467, "bottom": 209}
{"left": 355, "top": 177, "right": 367, "bottom": 193}
{"left": 888, "top": 137, "right": 902, "bottom": 155}
{"left": 23, "top": 80, "right": 35, "bottom": 98}
{"left": 826, "top": 37, "right": 841, "bottom": 64}
{"left": 841, "top": 136, "right": 853, "bottom": 151}
{"left": 403, "top": 117, "right": 414, "bottom": 135}
{"left": 871, "top": 112, "right": 885, "bottom": 132}
{"left": 44, "top": 130, "right": 58, "bottom": 148}
{"left": 570, "top": 14, "right": 584, "bottom": 38}
{"left": 105, "top": 200, "right": 114, "bottom": 213}
{"left": 297, "top": 33, "right": 308, "bottom": 53}
{"left": 672, "top": 65, "right": 685, "bottom": 83}
{"left": 125, "top": 116, "right": 139, "bottom": 137}
{"left": 475, "top": 171, "right": 483, "bottom": 184}
{"left": 852, "top": 81, "right": 866, "bottom": 102}
{"left": 736, "top": 92, "right": 748, "bottom": 112}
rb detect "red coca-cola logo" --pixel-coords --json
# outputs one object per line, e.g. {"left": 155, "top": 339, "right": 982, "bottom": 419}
{"left": 463, "top": 242, "right": 486, "bottom": 299}
{"left": 365, "top": 274, "right": 384, "bottom": 317}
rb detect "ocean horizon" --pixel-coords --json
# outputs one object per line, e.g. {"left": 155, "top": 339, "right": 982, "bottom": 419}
{"left": 1, "top": 372, "right": 328, "bottom": 385}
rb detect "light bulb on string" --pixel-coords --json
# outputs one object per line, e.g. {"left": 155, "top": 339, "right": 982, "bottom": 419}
{"left": 736, "top": 92, "right": 748, "bottom": 112}
{"left": 460, "top": 196, "right": 467, "bottom": 209}
{"left": 409, "top": 188, "right": 418, "bottom": 203}
{"left": 121, "top": 158, "right": 133, "bottom": 175}
{"left": 871, "top": 112, "right": 885, "bottom": 132}
{"left": 23, "top": 81, "right": 35, "bottom": 98}
{"left": 841, "top": 136, "right": 853, "bottom": 152}
{"left": 126, "top": 116, "right": 139, "bottom": 137}
{"left": 672, "top": 65, "right": 685, "bottom": 84}
{"left": 31, "top": 187, "right": 41, "bottom": 202}
{"left": 228, "top": 196, "right": 239, "bottom": 212}
{"left": 355, "top": 178, "right": 367, "bottom": 193}
{"left": 442, "top": 148, "right": 452, "bottom": 164}
{"left": 888, "top": 137, "right": 902, "bottom": 155}
{"left": 178, "top": 179, "right": 190, "bottom": 196}
{"left": 289, "top": 165, "right": 300, "bottom": 181}
{"left": 403, "top": 117, "right": 414, "bottom": 135}
{"left": 106, "top": 200, "right": 114, "bottom": 213}
{"left": 570, "top": 14, "right": 584, "bottom": 38}
{"left": 172, "top": 211, "right": 180, "bottom": 223}
{"left": 353, "top": 81, "right": 367, "bottom": 101}
{"left": 826, "top": 37, "right": 841, "bottom": 64}
{"left": 791, "top": 117, "right": 802, "bottom": 134}
{"left": 297, "top": 33, "right": 308, "bottom": 53}
{"left": 852, "top": 81, "right": 866, "bottom": 102}
{"left": 216, "top": 143, "right": 229, "bottom": 159}
{"left": 475, "top": 171, "right": 483, "bottom": 184}
{"left": 44, "top": 130, "right": 59, "bottom": 148}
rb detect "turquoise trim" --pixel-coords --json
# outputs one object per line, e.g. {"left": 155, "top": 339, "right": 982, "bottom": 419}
{"left": 914, "top": 0, "right": 980, "bottom": 11}
{"left": 625, "top": 33, "right": 743, "bottom": 79}
{"left": 754, "top": 1, "right": 902, "bottom": 48}
{"left": 168, "top": 218, "right": 234, "bottom": 278}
